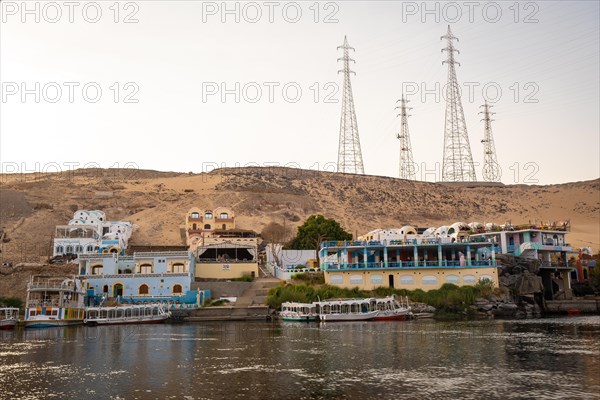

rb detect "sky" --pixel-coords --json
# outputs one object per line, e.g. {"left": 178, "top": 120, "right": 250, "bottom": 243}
{"left": 1, "top": 1, "right": 599, "bottom": 184}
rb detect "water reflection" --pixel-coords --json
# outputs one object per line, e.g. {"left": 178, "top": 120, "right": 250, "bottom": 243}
{"left": 0, "top": 317, "right": 599, "bottom": 399}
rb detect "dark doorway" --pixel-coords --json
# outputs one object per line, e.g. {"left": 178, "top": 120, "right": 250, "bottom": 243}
{"left": 388, "top": 274, "right": 394, "bottom": 288}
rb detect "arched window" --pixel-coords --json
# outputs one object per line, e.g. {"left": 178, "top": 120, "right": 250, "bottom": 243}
{"left": 191, "top": 212, "right": 199, "bottom": 219}
{"left": 102, "top": 285, "right": 109, "bottom": 293}
{"left": 219, "top": 213, "right": 228, "bottom": 219}
{"left": 56, "top": 246, "right": 64, "bottom": 254}
{"left": 192, "top": 223, "right": 197, "bottom": 230}
{"left": 86, "top": 244, "right": 95, "bottom": 253}
{"left": 75, "top": 245, "right": 83, "bottom": 253}
{"left": 172, "top": 284, "right": 183, "bottom": 294}
{"left": 172, "top": 263, "right": 185, "bottom": 273}
{"left": 222, "top": 224, "right": 226, "bottom": 230}
{"left": 139, "top": 263, "right": 152, "bottom": 274}
{"left": 204, "top": 224, "right": 211, "bottom": 230}
{"left": 205, "top": 212, "right": 213, "bottom": 219}
{"left": 139, "top": 284, "right": 149, "bottom": 295}
{"left": 66, "top": 245, "right": 74, "bottom": 253}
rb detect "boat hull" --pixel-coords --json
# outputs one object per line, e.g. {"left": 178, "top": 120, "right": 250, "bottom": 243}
{"left": 281, "top": 315, "right": 318, "bottom": 322}
{"left": 0, "top": 319, "right": 18, "bottom": 330}
{"left": 319, "top": 310, "right": 379, "bottom": 322}
{"left": 373, "top": 313, "right": 410, "bottom": 321}
{"left": 24, "top": 319, "right": 83, "bottom": 329}
{"left": 84, "top": 315, "right": 170, "bottom": 326}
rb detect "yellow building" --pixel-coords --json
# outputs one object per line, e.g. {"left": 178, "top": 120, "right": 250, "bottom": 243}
{"left": 185, "top": 207, "right": 259, "bottom": 279}
{"left": 320, "top": 238, "right": 499, "bottom": 291}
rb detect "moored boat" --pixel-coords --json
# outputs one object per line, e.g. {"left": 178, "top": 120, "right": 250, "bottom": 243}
{"left": 84, "top": 304, "right": 171, "bottom": 326}
{"left": 0, "top": 307, "right": 19, "bottom": 330}
{"left": 372, "top": 296, "right": 412, "bottom": 321}
{"left": 314, "top": 298, "right": 379, "bottom": 321}
{"left": 280, "top": 302, "right": 318, "bottom": 322}
{"left": 24, "top": 276, "right": 86, "bottom": 328}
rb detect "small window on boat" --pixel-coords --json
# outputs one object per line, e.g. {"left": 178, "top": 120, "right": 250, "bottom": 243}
{"left": 139, "top": 263, "right": 153, "bottom": 274}
{"left": 329, "top": 274, "right": 343, "bottom": 284}
{"left": 139, "top": 284, "right": 149, "bottom": 295}
{"left": 400, "top": 275, "right": 414, "bottom": 284}
{"left": 463, "top": 275, "right": 477, "bottom": 283}
{"left": 173, "top": 284, "right": 183, "bottom": 294}
{"left": 370, "top": 274, "right": 383, "bottom": 284}
{"left": 172, "top": 263, "right": 185, "bottom": 273}
{"left": 30, "top": 310, "right": 37, "bottom": 317}
{"left": 422, "top": 276, "right": 437, "bottom": 285}
{"left": 446, "top": 275, "right": 459, "bottom": 284}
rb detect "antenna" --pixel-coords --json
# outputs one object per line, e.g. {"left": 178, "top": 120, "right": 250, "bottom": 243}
{"left": 395, "top": 96, "right": 416, "bottom": 180}
{"left": 479, "top": 101, "right": 501, "bottom": 182}
{"left": 336, "top": 36, "right": 365, "bottom": 174}
{"left": 440, "top": 26, "right": 477, "bottom": 182}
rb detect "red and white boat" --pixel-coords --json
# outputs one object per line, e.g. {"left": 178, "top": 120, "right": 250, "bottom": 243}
{"left": 372, "top": 296, "right": 411, "bottom": 321}
{"left": 0, "top": 307, "right": 19, "bottom": 330}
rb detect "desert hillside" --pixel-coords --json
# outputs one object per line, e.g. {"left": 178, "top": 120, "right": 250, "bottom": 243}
{"left": 1, "top": 167, "right": 598, "bottom": 267}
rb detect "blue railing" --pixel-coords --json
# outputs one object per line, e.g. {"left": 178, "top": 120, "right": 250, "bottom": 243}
{"left": 322, "top": 259, "right": 494, "bottom": 270}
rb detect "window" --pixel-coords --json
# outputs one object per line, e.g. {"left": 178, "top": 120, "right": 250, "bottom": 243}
{"left": 330, "top": 274, "right": 343, "bottom": 284}
{"left": 463, "top": 275, "right": 477, "bottom": 283}
{"left": 446, "top": 275, "right": 459, "bottom": 284}
{"left": 219, "top": 213, "right": 228, "bottom": 219}
{"left": 422, "top": 276, "right": 438, "bottom": 285}
{"left": 102, "top": 285, "right": 109, "bottom": 293}
{"left": 172, "top": 284, "right": 183, "bottom": 294}
{"left": 350, "top": 275, "right": 363, "bottom": 285}
{"left": 75, "top": 245, "right": 83, "bottom": 253}
{"left": 204, "top": 224, "right": 211, "bottom": 230}
{"left": 370, "top": 274, "right": 383, "bottom": 284}
{"left": 66, "top": 245, "right": 73, "bottom": 253}
{"left": 192, "top": 223, "right": 197, "bottom": 230}
{"left": 172, "top": 263, "right": 185, "bottom": 273}
{"left": 205, "top": 212, "right": 213, "bottom": 219}
{"left": 92, "top": 265, "right": 103, "bottom": 275}
{"left": 400, "top": 275, "right": 414, "bottom": 284}
{"left": 86, "top": 245, "right": 95, "bottom": 252}
{"left": 191, "top": 212, "right": 199, "bottom": 219}
{"left": 139, "top": 284, "right": 149, "bottom": 295}
{"left": 139, "top": 263, "right": 153, "bottom": 274}
{"left": 56, "top": 246, "right": 64, "bottom": 254}
{"left": 222, "top": 224, "right": 226, "bottom": 230}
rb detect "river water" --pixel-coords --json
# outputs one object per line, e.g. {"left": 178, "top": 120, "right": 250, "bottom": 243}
{"left": 1, "top": 317, "right": 599, "bottom": 400}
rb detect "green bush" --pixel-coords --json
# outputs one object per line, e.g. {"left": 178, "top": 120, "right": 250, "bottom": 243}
{"left": 0, "top": 296, "right": 23, "bottom": 309}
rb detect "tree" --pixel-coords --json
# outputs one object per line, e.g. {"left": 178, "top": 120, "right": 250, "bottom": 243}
{"left": 261, "top": 222, "right": 292, "bottom": 244}
{"left": 287, "top": 215, "right": 352, "bottom": 251}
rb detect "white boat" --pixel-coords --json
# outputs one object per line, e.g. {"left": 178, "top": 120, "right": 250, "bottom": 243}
{"left": 84, "top": 304, "right": 171, "bottom": 326}
{"left": 24, "top": 276, "right": 86, "bottom": 328}
{"left": 0, "top": 307, "right": 19, "bottom": 330}
{"left": 314, "top": 298, "right": 379, "bottom": 321}
{"left": 372, "top": 296, "right": 412, "bottom": 321}
{"left": 280, "top": 302, "right": 318, "bottom": 322}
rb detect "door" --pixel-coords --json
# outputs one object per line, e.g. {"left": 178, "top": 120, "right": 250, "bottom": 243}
{"left": 388, "top": 274, "right": 394, "bottom": 288}
{"left": 113, "top": 283, "right": 123, "bottom": 297}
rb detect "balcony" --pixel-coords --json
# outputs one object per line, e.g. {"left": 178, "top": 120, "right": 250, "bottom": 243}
{"left": 215, "top": 218, "right": 234, "bottom": 223}
{"left": 188, "top": 216, "right": 203, "bottom": 223}
{"left": 321, "top": 259, "right": 495, "bottom": 271}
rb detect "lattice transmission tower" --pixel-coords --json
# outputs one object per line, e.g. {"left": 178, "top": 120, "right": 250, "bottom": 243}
{"left": 441, "top": 26, "right": 476, "bottom": 182}
{"left": 395, "top": 96, "right": 416, "bottom": 180}
{"left": 480, "top": 102, "right": 501, "bottom": 182}
{"left": 336, "top": 35, "right": 364, "bottom": 174}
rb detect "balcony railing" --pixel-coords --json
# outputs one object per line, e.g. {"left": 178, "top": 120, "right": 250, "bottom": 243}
{"left": 188, "top": 217, "right": 203, "bottom": 222}
{"left": 215, "top": 218, "right": 234, "bottom": 223}
{"left": 321, "top": 259, "right": 494, "bottom": 270}
{"left": 26, "top": 299, "right": 82, "bottom": 308}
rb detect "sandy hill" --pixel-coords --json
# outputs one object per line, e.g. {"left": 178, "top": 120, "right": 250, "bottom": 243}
{"left": 0, "top": 167, "right": 599, "bottom": 266}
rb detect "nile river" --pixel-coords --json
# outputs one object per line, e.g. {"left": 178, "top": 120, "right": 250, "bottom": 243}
{"left": 1, "top": 317, "right": 599, "bottom": 399}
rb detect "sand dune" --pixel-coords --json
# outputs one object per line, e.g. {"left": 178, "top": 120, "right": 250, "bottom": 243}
{"left": 0, "top": 167, "right": 598, "bottom": 265}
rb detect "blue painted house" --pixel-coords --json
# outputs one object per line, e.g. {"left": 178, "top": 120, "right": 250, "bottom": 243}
{"left": 78, "top": 251, "right": 207, "bottom": 306}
